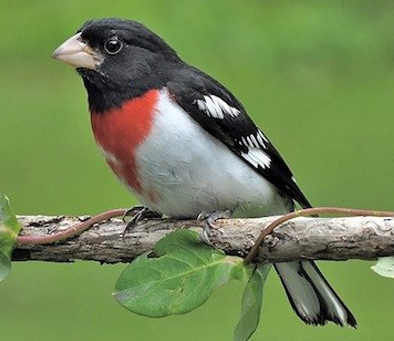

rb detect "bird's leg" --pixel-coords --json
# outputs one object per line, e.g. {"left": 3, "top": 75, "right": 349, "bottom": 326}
{"left": 122, "top": 205, "right": 162, "bottom": 240}
{"left": 197, "top": 209, "right": 233, "bottom": 246}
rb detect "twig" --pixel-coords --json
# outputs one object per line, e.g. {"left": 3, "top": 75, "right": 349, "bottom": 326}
{"left": 13, "top": 213, "right": 394, "bottom": 264}
{"left": 17, "top": 209, "right": 126, "bottom": 245}
{"left": 244, "top": 207, "right": 394, "bottom": 264}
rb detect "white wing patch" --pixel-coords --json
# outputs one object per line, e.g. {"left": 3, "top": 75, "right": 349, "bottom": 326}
{"left": 241, "top": 131, "right": 269, "bottom": 149}
{"left": 195, "top": 95, "right": 240, "bottom": 119}
{"left": 241, "top": 148, "right": 271, "bottom": 169}
{"left": 195, "top": 95, "right": 271, "bottom": 170}
{"left": 257, "top": 130, "right": 269, "bottom": 145}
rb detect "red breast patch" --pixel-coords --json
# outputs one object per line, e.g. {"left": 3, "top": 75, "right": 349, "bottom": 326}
{"left": 90, "top": 90, "right": 159, "bottom": 193}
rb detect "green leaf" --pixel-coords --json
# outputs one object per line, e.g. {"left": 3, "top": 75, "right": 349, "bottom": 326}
{"left": 0, "top": 194, "right": 21, "bottom": 281}
{"left": 234, "top": 264, "right": 271, "bottom": 341}
{"left": 371, "top": 257, "right": 394, "bottom": 278}
{"left": 114, "top": 229, "right": 252, "bottom": 317}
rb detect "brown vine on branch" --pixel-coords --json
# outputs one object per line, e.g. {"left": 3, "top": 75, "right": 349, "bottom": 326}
{"left": 244, "top": 207, "right": 394, "bottom": 264}
{"left": 13, "top": 208, "right": 394, "bottom": 264}
{"left": 17, "top": 209, "right": 126, "bottom": 245}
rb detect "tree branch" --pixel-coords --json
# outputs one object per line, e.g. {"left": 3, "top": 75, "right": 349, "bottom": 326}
{"left": 12, "top": 215, "right": 394, "bottom": 264}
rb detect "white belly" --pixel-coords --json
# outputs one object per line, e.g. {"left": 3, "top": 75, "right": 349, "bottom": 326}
{"left": 134, "top": 90, "right": 293, "bottom": 218}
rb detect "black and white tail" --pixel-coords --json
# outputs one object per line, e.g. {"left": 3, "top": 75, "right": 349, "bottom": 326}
{"left": 275, "top": 261, "right": 357, "bottom": 327}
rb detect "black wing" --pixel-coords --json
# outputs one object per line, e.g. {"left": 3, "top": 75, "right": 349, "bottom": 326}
{"left": 167, "top": 66, "right": 312, "bottom": 208}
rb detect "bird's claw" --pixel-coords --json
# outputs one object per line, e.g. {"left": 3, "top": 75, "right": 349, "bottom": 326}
{"left": 198, "top": 209, "right": 232, "bottom": 228}
{"left": 122, "top": 205, "right": 147, "bottom": 222}
{"left": 197, "top": 209, "right": 232, "bottom": 246}
{"left": 122, "top": 206, "right": 161, "bottom": 241}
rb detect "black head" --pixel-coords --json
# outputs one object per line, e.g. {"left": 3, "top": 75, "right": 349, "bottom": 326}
{"left": 53, "top": 18, "right": 181, "bottom": 113}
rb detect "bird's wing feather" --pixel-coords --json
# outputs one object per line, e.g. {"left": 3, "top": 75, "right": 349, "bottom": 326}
{"left": 167, "top": 67, "right": 312, "bottom": 208}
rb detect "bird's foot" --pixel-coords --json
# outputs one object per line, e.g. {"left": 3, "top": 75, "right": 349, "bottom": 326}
{"left": 197, "top": 209, "right": 233, "bottom": 246}
{"left": 122, "top": 205, "right": 162, "bottom": 240}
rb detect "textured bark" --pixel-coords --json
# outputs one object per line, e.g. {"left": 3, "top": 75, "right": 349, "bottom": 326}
{"left": 12, "top": 215, "right": 394, "bottom": 263}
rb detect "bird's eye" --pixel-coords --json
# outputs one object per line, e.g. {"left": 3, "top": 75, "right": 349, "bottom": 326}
{"left": 104, "top": 38, "right": 123, "bottom": 55}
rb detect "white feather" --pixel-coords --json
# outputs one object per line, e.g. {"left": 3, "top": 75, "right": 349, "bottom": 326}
{"left": 275, "top": 261, "right": 352, "bottom": 326}
{"left": 302, "top": 262, "right": 348, "bottom": 323}
{"left": 241, "top": 148, "right": 271, "bottom": 169}
{"left": 258, "top": 130, "right": 269, "bottom": 146}
{"left": 249, "top": 134, "right": 260, "bottom": 148}
{"left": 195, "top": 95, "right": 240, "bottom": 119}
{"left": 275, "top": 262, "right": 321, "bottom": 321}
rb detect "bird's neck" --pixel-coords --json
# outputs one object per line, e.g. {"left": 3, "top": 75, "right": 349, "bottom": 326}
{"left": 78, "top": 67, "right": 162, "bottom": 114}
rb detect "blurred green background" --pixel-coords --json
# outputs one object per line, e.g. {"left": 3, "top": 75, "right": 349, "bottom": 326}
{"left": 1, "top": 0, "right": 394, "bottom": 340}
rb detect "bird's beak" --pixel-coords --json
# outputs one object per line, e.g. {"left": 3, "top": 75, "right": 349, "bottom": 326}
{"left": 52, "top": 32, "right": 100, "bottom": 70}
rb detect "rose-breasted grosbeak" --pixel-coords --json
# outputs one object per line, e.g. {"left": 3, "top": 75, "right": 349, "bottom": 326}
{"left": 52, "top": 18, "right": 356, "bottom": 327}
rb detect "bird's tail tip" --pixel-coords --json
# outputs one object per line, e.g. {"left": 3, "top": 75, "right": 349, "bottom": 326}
{"left": 275, "top": 261, "right": 357, "bottom": 328}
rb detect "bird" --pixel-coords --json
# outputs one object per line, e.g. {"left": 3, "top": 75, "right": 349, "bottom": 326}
{"left": 52, "top": 18, "right": 356, "bottom": 327}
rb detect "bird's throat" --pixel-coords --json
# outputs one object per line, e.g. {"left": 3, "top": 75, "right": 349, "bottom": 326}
{"left": 90, "top": 90, "right": 159, "bottom": 193}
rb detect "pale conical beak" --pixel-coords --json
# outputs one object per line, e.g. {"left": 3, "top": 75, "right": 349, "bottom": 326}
{"left": 52, "top": 32, "right": 100, "bottom": 69}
